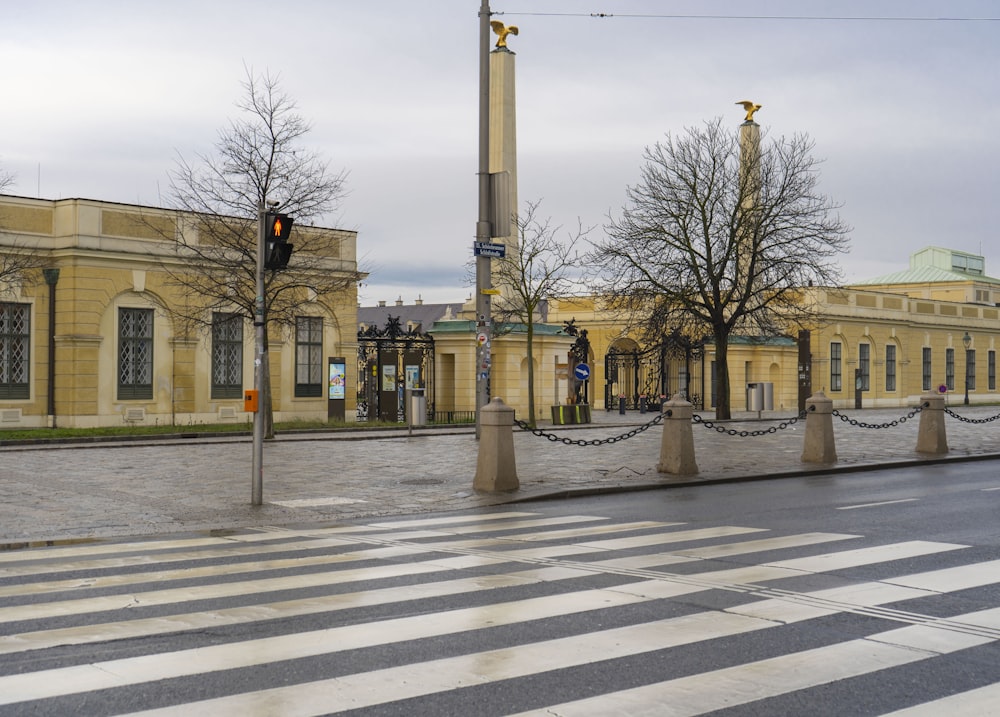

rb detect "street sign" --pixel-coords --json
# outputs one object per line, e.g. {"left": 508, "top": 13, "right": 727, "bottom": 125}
{"left": 574, "top": 363, "right": 591, "bottom": 381}
{"left": 481, "top": 288, "right": 501, "bottom": 295}
{"left": 473, "top": 241, "right": 506, "bottom": 258}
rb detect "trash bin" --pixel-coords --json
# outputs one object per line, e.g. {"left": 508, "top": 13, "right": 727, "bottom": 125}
{"left": 639, "top": 396, "right": 648, "bottom": 413}
{"left": 408, "top": 388, "right": 426, "bottom": 426}
{"left": 746, "top": 382, "right": 774, "bottom": 412}
{"left": 618, "top": 396, "right": 626, "bottom": 415}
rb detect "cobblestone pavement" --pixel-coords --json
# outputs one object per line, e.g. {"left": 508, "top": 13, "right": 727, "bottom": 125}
{"left": 2, "top": 403, "right": 999, "bottom": 544}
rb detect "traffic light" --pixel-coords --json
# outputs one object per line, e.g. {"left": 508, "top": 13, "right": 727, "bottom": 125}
{"left": 264, "top": 212, "right": 294, "bottom": 270}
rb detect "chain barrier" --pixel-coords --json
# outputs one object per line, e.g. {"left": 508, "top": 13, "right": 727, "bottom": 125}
{"left": 831, "top": 403, "right": 926, "bottom": 429}
{"left": 944, "top": 407, "right": 1000, "bottom": 424}
{"left": 514, "top": 412, "right": 664, "bottom": 446}
{"left": 692, "top": 411, "right": 807, "bottom": 437}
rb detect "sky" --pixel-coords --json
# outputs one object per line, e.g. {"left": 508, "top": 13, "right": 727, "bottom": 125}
{"left": 4, "top": 1, "right": 999, "bottom": 306}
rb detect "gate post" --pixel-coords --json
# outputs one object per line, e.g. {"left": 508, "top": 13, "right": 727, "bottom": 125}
{"left": 915, "top": 393, "right": 948, "bottom": 454}
{"left": 474, "top": 397, "right": 519, "bottom": 492}
{"left": 657, "top": 394, "right": 698, "bottom": 475}
{"left": 801, "top": 391, "right": 837, "bottom": 464}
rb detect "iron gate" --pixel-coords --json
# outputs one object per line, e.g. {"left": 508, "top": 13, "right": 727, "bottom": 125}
{"left": 605, "top": 333, "right": 704, "bottom": 410}
{"left": 357, "top": 317, "right": 434, "bottom": 423}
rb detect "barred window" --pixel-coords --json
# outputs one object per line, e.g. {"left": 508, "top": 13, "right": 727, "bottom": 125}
{"left": 946, "top": 348, "right": 955, "bottom": 391}
{"left": 118, "top": 308, "right": 153, "bottom": 400}
{"left": 211, "top": 313, "right": 243, "bottom": 399}
{"left": 295, "top": 316, "right": 323, "bottom": 397}
{"left": 922, "top": 347, "right": 932, "bottom": 391}
{"left": 967, "top": 349, "right": 976, "bottom": 391}
{"left": 990, "top": 350, "right": 996, "bottom": 392}
{"left": 0, "top": 303, "right": 30, "bottom": 399}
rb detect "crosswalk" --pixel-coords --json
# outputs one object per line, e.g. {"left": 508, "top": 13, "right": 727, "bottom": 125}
{"left": 2, "top": 510, "right": 1000, "bottom": 715}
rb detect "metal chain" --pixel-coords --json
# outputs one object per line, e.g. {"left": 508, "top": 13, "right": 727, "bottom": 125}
{"left": 944, "top": 407, "right": 1000, "bottom": 424}
{"left": 692, "top": 411, "right": 806, "bottom": 437}
{"left": 831, "top": 404, "right": 924, "bottom": 429}
{"left": 514, "top": 412, "right": 665, "bottom": 446}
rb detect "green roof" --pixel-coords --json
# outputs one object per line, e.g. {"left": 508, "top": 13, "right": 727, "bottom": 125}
{"left": 851, "top": 265, "right": 1000, "bottom": 287}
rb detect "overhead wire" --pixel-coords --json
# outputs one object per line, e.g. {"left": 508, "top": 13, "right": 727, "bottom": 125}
{"left": 494, "top": 11, "right": 1000, "bottom": 22}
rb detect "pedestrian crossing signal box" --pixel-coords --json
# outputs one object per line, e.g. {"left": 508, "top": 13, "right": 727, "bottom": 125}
{"left": 243, "top": 389, "right": 259, "bottom": 413}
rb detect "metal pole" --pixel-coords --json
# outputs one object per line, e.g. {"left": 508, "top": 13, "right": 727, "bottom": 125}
{"left": 965, "top": 349, "right": 970, "bottom": 405}
{"left": 43, "top": 268, "right": 59, "bottom": 428}
{"left": 475, "top": 0, "right": 492, "bottom": 437}
{"left": 252, "top": 203, "right": 266, "bottom": 505}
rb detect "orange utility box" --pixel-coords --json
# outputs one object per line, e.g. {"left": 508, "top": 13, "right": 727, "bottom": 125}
{"left": 243, "top": 389, "right": 259, "bottom": 413}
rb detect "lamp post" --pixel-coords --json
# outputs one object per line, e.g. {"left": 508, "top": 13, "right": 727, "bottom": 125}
{"left": 962, "top": 331, "right": 971, "bottom": 406}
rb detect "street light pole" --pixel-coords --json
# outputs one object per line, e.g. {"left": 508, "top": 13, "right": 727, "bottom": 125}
{"left": 962, "top": 331, "right": 971, "bottom": 406}
{"left": 252, "top": 201, "right": 266, "bottom": 505}
{"left": 475, "top": 0, "right": 493, "bottom": 436}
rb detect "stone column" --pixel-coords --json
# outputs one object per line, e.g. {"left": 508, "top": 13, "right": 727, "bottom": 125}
{"left": 801, "top": 391, "right": 837, "bottom": 464}
{"left": 915, "top": 393, "right": 948, "bottom": 454}
{"left": 657, "top": 394, "right": 698, "bottom": 475}
{"left": 474, "top": 397, "right": 519, "bottom": 492}
{"left": 490, "top": 46, "right": 518, "bottom": 248}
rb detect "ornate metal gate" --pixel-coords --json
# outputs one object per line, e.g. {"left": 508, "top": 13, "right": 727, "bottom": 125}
{"left": 605, "top": 332, "right": 704, "bottom": 410}
{"left": 357, "top": 317, "right": 434, "bottom": 422}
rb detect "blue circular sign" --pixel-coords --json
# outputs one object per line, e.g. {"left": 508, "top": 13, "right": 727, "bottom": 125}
{"left": 574, "top": 363, "right": 591, "bottom": 381}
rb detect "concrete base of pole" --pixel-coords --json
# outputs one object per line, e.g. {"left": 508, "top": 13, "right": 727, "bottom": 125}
{"left": 801, "top": 391, "right": 837, "bottom": 464}
{"left": 916, "top": 393, "right": 948, "bottom": 454}
{"left": 473, "top": 397, "right": 519, "bottom": 492}
{"left": 657, "top": 394, "right": 698, "bottom": 475}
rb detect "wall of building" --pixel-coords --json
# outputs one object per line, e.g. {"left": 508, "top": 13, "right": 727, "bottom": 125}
{"left": 0, "top": 195, "right": 360, "bottom": 428}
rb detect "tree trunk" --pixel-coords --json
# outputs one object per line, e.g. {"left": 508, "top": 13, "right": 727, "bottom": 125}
{"left": 262, "top": 329, "right": 275, "bottom": 439}
{"left": 713, "top": 326, "right": 731, "bottom": 420}
{"left": 526, "top": 320, "right": 536, "bottom": 427}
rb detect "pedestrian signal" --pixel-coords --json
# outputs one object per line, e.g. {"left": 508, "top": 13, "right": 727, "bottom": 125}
{"left": 264, "top": 212, "right": 294, "bottom": 270}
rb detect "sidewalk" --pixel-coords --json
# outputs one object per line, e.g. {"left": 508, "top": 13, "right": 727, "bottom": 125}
{"left": 2, "top": 403, "right": 999, "bottom": 545}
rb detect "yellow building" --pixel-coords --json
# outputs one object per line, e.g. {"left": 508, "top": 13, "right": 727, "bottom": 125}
{"left": 544, "top": 247, "right": 1000, "bottom": 413}
{"left": 0, "top": 194, "right": 360, "bottom": 428}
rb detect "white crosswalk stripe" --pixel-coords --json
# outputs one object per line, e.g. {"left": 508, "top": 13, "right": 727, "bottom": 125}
{"left": 1, "top": 510, "right": 998, "bottom": 715}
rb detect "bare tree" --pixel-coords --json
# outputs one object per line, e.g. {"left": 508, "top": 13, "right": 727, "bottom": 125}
{"left": 492, "top": 200, "right": 587, "bottom": 427}
{"left": 163, "top": 68, "right": 359, "bottom": 435}
{"left": 0, "top": 170, "right": 48, "bottom": 291}
{"left": 591, "top": 117, "right": 850, "bottom": 419}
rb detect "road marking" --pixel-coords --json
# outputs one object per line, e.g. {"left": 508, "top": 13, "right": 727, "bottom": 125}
{"left": 89, "top": 605, "right": 1000, "bottom": 716}
{"left": 879, "top": 682, "right": 1000, "bottom": 716}
{"left": 508, "top": 608, "right": 1000, "bottom": 717}
{"left": 981, "top": 487, "right": 1000, "bottom": 492}
{"left": 838, "top": 498, "right": 919, "bottom": 510}
{"left": 0, "top": 533, "right": 859, "bottom": 656}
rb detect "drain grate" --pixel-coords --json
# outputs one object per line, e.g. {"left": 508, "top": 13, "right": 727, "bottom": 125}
{"left": 399, "top": 478, "right": 444, "bottom": 486}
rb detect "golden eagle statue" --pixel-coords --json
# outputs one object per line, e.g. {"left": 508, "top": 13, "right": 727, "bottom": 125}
{"left": 736, "top": 100, "right": 762, "bottom": 122}
{"left": 490, "top": 20, "right": 519, "bottom": 48}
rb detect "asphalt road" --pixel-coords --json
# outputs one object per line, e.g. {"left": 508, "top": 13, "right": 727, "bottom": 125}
{"left": 2, "top": 462, "right": 999, "bottom": 716}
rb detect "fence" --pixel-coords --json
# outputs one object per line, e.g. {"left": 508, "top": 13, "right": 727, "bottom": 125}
{"left": 474, "top": 392, "right": 1000, "bottom": 492}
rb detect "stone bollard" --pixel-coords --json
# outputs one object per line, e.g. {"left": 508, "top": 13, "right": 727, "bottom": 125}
{"left": 915, "top": 393, "right": 948, "bottom": 454}
{"left": 657, "top": 394, "right": 698, "bottom": 475}
{"left": 801, "top": 391, "right": 837, "bottom": 464}
{"left": 473, "top": 397, "right": 519, "bottom": 492}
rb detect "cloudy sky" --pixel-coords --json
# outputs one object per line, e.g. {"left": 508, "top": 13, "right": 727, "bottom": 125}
{"left": 4, "top": 1, "right": 998, "bottom": 305}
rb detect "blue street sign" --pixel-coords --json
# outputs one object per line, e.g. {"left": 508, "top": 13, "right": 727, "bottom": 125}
{"left": 473, "top": 241, "right": 506, "bottom": 258}
{"left": 574, "top": 363, "right": 591, "bottom": 381}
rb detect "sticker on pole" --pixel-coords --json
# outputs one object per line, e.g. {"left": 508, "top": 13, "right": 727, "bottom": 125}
{"left": 574, "top": 363, "right": 591, "bottom": 381}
